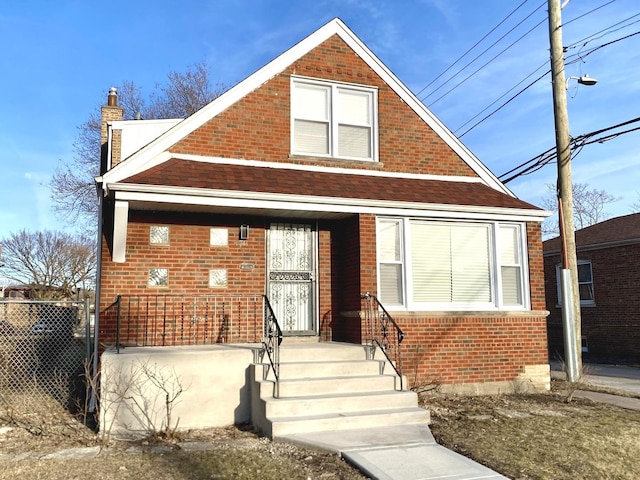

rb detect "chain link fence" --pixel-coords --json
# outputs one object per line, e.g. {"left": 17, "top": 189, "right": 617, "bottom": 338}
{"left": 0, "top": 299, "right": 92, "bottom": 411}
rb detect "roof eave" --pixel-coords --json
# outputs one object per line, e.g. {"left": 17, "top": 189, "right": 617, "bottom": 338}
{"left": 108, "top": 183, "right": 550, "bottom": 222}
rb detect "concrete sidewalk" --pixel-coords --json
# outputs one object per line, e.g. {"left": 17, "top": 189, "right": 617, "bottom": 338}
{"left": 280, "top": 362, "right": 640, "bottom": 479}
{"left": 551, "top": 361, "right": 640, "bottom": 411}
{"left": 281, "top": 424, "right": 507, "bottom": 480}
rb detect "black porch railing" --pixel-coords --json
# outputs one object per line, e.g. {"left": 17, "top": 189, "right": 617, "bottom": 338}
{"left": 262, "top": 295, "right": 283, "bottom": 398}
{"left": 361, "top": 292, "right": 405, "bottom": 390}
{"left": 112, "top": 294, "right": 263, "bottom": 352}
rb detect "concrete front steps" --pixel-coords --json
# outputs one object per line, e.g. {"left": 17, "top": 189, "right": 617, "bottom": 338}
{"left": 250, "top": 342, "right": 430, "bottom": 438}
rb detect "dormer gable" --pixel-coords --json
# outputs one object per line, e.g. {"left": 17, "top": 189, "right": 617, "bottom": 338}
{"left": 100, "top": 18, "right": 511, "bottom": 197}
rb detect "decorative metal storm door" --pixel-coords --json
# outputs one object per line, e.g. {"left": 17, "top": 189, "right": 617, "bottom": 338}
{"left": 267, "top": 223, "right": 316, "bottom": 334}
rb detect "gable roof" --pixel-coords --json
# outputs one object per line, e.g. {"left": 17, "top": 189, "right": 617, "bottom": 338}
{"left": 544, "top": 213, "right": 640, "bottom": 252}
{"left": 99, "top": 18, "right": 511, "bottom": 196}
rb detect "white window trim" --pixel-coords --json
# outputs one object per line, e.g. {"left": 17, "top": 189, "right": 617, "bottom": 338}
{"left": 555, "top": 260, "right": 595, "bottom": 307}
{"left": 377, "top": 218, "right": 531, "bottom": 311}
{"left": 290, "top": 76, "right": 378, "bottom": 162}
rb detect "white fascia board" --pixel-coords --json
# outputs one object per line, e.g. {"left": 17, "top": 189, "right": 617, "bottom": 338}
{"left": 170, "top": 153, "right": 487, "bottom": 183}
{"left": 113, "top": 200, "right": 129, "bottom": 263}
{"left": 98, "top": 18, "right": 511, "bottom": 196}
{"left": 111, "top": 184, "right": 550, "bottom": 222}
{"left": 102, "top": 152, "right": 172, "bottom": 186}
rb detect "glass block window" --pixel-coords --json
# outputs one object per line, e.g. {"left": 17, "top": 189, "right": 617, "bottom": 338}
{"left": 148, "top": 268, "right": 168, "bottom": 287}
{"left": 210, "top": 228, "right": 228, "bottom": 246}
{"left": 209, "top": 269, "right": 228, "bottom": 287}
{"left": 150, "top": 226, "right": 169, "bottom": 245}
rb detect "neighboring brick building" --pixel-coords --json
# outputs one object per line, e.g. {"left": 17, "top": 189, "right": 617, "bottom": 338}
{"left": 544, "top": 213, "right": 640, "bottom": 364}
{"left": 96, "top": 18, "right": 550, "bottom": 392}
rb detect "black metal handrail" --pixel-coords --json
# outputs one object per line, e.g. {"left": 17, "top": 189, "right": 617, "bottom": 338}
{"left": 262, "top": 295, "right": 283, "bottom": 398}
{"left": 112, "top": 294, "right": 263, "bottom": 351}
{"left": 361, "top": 292, "right": 405, "bottom": 390}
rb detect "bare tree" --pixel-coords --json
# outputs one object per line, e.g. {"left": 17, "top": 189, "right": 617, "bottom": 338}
{"left": 631, "top": 192, "right": 640, "bottom": 213}
{"left": 50, "top": 62, "right": 226, "bottom": 230}
{"left": 541, "top": 182, "right": 619, "bottom": 237}
{"left": 0, "top": 230, "right": 95, "bottom": 299}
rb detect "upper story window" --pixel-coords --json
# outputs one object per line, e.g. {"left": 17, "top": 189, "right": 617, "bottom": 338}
{"left": 291, "top": 77, "right": 377, "bottom": 161}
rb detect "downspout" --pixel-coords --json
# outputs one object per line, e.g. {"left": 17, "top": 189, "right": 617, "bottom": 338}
{"left": 90, "top": 182, "right": 105, "bottom": 412}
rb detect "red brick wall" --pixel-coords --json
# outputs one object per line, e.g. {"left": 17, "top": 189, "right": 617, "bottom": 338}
{"left": 100, "top": 213, "right": 343, "bottom": 347}
{"left": 398, "top": 314, "right": 549, "bottom": 386}
{"left": 170, "top": 35, "right": 476, "bottom": 178}
{"left": 527, "top": 222, "right": 546, "bottom": 311}
{"left": 99, "top": 213, "right": 267, "bottom": 345}
{"left": 544, "top": 243, "right": 640, "bottom": 363}
{"left": 339, "top": 218, "right": 549, "bottom": 387}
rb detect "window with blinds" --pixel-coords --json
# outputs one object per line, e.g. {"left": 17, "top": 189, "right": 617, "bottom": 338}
{"left": 292, "top": 78, "right": 376, "bottom": 160}
{"left": 377, "top": 218, "right": 528, "bottom": 310}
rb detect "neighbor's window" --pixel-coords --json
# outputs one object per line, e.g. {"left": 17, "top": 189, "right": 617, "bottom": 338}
{"left": 377, "top": 218, "right": 529, "bottom": 310}
{"left": 556, "top": 260, "right": 594, "bottom": 306}
{"left": 148, "top": 268, "right": 168, "bottom": 287}
{"left": 210, "top": 228, "right": 228, "bottom": 246}
{"left": 150, "top": 226, "right": 169, "bottom": 245}
{"left": 291, "top": 77, "right": 377, "bottom": 161}
{"left": 209, "top": 269, "right": 228, "bottom": 288}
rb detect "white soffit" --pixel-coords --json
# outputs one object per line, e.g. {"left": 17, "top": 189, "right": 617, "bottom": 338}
{"left": 101, "top": 18, "right": 510, "bottom": 195}
{"left": 111, "top": 185, "right": 550, "bottom": 222}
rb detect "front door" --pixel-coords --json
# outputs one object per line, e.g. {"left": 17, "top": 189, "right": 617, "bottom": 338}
{"left": 267, "top": 223, "right": 316, "bottom": 335}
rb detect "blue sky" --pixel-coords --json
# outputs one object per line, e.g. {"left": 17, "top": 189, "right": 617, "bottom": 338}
{"left": 1, "top": 0, "right": 639, "bottom": 245}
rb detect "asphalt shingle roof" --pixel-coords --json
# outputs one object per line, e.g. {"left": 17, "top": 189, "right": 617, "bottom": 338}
{"left": 122, "top": 159, "right": 541, "bottom": 211}
{"left": 543, "top": 212, "right": 640, "bottom": 251}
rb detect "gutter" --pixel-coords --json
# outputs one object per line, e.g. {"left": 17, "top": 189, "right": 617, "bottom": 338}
{"left": 109, "top": 183, "right": 552, "bottom": 222}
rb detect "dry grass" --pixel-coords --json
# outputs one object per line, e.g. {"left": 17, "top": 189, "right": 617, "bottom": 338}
{"left": 3, "top": 381, "right": 640, "bottom": 479}
{"left": 423, "top": 380, "right": 640, "bottom": 480}
{"left": 0, "top": 395, "right": 365, "bottom": 480}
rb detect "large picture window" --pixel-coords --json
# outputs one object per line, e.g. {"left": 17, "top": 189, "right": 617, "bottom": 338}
{"left": 377, "top": 218, "right": 529, "bottom": 310}
{"left": 291, "top": 78, "right": 377, "bottom": 161}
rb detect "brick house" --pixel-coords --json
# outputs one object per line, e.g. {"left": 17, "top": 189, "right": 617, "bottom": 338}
{"left": 95, "top": 18, "right": 550, "bottom": 432}
{"left": 544, "top": 213, "right": 640, "bottom": 364}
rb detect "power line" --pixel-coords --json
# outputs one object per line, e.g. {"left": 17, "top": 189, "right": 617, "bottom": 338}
{"left": 420, "top": 1, "right": 546, "bottom": 103}
{"left": 499, "top": 116, "right": 640, "bottom": 183}
{"left": 456, "top": 68, "right": 550, "bottom": 137}
{"left": 426, "top": 16, "right": 547, "bottom": 107}
{"left": 455, "top": 28, "right": 640, "bottom": 136}
{"left": 567, "top": 11, "right": 640, "bottom": 47}
{"left": 441, "top": 4, "right": 640, "bottom": 136}
{"left": 562, "top": 0, "right": 616, "bottom": 27}
{"left": 415, "top": 0, "right": 533, "bottom": 98}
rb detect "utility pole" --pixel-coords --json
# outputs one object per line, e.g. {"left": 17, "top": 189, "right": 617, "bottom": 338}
{"left": 547, "top": 0, "right": 581, "bottom": 382}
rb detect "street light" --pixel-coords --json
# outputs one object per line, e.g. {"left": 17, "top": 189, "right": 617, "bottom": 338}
{"left": 567, "top": 74, "right": 598, "bottom": 87}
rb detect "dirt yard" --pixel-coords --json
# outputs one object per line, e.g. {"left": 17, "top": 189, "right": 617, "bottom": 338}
{"left": 2, "top": 380, "right": 640, "bottom": 479}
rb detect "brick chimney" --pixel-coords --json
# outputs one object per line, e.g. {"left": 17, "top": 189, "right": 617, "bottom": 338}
{"left": 100, "top": 87, "right": 124, "bottom": 174}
